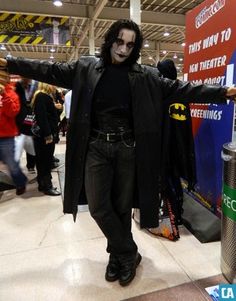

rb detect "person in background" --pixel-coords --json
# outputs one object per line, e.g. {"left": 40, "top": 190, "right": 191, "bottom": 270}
{"left": 157, "top": 59, "right": 196, "bottom": 224}
{"left": 50, "top": 88, "right": 64, "bottom": 168}
{"left": 15, "top": 77, "right": 37, "bottom": 173}
{"left": 53, "top": 88, "right": 64, "bottom": 142}
{"left": 0, "top": 82, "right": 27, "bottom": 195}
{"left": 58, "top": 89, "right": 69, "bottom": 137}
{"left": 64, "top": 89, "right": 72, "bottom": 122}
{"left": 0, "top": 19, "right": 236, "bottom": 286}
{"left": 31, "top": 83, "right": 61, "bottom": 196}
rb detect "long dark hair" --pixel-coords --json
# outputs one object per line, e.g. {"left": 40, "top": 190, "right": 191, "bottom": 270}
{"left": 100, "top": 19, "right": 143, "bottom": 66}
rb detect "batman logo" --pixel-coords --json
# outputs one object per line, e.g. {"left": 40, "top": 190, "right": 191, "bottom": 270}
{"left": 169, "top": 103, "right": 187, "bottom": 121}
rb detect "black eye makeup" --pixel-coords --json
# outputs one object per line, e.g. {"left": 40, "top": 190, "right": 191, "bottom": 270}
{"left": 115, "top": 38, "right": 135, "bottom": 49}
{"left": 115, "top": 38, "right": 124, "bottom": 45}
{"left": 127, "top": 42, "right": 135, "bottom": 49}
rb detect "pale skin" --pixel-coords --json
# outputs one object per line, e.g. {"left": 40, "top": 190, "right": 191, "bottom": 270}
{"left": 110, "top": 29, "right": 136, "bottom": 64}
{"left": 0, "top": 84, "right": 3, "bottom": 108}
{"left": 0, "top": 83, "right": 5, "bottom": 95}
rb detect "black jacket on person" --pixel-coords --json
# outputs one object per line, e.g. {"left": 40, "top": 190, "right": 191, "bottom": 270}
{"left": 163, "top": 102, "right": 196, "bottom": 188}
{"left": 33, "top": 92, "right": 58, "bottom": 139}
{"left": 15, "top": 81, "right": 35, "bottom": 136}
{"left": 157, "top": 59, "right": 196, "bottom": 189}
{"left": 6, "top": 56, "right": 227, "bottom": 228}
{"left": 15, "top": 81, "right": 29, "bottom": 134}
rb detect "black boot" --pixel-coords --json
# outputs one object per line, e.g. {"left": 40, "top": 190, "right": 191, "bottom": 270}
{"left": 43, "top": 187, "right": 61, "bottom": 196}
{"left": 118, "top": 252, "right": 142, "bottom": 286}
{"left": 105, "top": 254, "right": 120, "bottom": 282}
{"left": 37, "top": 178, "right": 61, "bottom": 196}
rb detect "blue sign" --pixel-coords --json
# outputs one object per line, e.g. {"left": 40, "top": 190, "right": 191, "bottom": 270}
{"left": 190, "top": 101, "right": 234, "bottom": 211}
{"left": 219, "top": 284, "right": 236, "bottom": 300}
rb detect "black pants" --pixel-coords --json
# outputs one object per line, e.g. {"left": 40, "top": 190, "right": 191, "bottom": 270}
{"left": 85, "top": 136, "right": 137, "bottom": 256}
{"left": 34, "top": 137, "right": 55, "bottom": 190}
{"left": 26, "top": 152, "right": 36, "bottom": 169}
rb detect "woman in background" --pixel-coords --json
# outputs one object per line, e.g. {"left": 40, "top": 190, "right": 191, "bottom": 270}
{"left": 0, "top": 82, "right": 27, "bottom": 195}
{"left": 32, "top": 82, "right": 61, "bottom": 196}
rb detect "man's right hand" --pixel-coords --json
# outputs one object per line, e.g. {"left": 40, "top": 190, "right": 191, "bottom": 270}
{"left": 0, "top": 83, "right": 5, "bottom": 95}
{"left": 0, "top": 58, "right": 9, "bottom": 86}
{"left": 0, "top": 83, "right": 4, "bottom": 107}
{"left": 0, "top": 58, "right": 7, "bottom": 69}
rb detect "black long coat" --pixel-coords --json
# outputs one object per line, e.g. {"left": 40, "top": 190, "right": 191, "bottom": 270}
{"left": 7, "top": 56, "right": 227, "bottom": 228}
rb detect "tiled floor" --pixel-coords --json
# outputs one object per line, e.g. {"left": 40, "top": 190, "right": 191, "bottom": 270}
{"left": 0, "top": 138, "right": 226, "bottom": 301}
{"left": 124, "top": 274, "right": 228, "bottom": 301}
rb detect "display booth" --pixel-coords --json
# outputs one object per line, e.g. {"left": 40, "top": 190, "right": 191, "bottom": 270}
{"left": 183, "top": 0, "right": 236, "bottom": 218}
{"left": 181, "top": 0, "right": 236, "bottom": 242}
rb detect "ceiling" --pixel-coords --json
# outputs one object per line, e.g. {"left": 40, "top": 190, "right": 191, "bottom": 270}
{"left": 0, "top": 0, "right": 206, "bottom": 75}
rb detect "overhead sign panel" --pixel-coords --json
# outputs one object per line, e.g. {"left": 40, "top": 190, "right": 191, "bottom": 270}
{"left": 0, "top": 13, "right": 70, "bottom": 45}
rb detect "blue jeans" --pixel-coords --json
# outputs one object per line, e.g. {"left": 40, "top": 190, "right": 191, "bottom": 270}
{"left": 85, "top": 136, "right": 137, "bottom": 256}
{"left": 0, "top": 137, "right": 27, "bottom": 188}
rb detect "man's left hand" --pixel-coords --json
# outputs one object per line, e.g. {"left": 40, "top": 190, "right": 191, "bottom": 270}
{"left": 226, "top": 86, "right": 236, "bottom": 98}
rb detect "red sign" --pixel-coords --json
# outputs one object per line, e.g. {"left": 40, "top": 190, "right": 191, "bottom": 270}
{"left": 183, "top": 0, "right": 236, "bottom": 86}
{"left": 183, "top": 0, "right": 235, "bottom": 214}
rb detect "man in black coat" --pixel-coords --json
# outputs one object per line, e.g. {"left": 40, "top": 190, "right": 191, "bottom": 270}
{"left": 0, "top": 19, "right": 236, "bottom": 287}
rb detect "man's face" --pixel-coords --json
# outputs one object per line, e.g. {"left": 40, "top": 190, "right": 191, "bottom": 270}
{"left": 110, "top": 28, "right": 136, "bottom": 64}
{"left": 21, "top": 78, "right": 32, "bottom": 88}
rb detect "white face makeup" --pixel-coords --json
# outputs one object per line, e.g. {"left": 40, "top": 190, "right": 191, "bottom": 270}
{"left": 110, "top": 28, "right": 136, "bottom": 64}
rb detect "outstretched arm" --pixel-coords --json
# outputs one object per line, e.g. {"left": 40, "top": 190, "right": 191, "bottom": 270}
{"left": 0, "top": 57, "right": 77, "bottom": 89}
{"left": 159, "top": 76, "right": 236, "bottom": 104}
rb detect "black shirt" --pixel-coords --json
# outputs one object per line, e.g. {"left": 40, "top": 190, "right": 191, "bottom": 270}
{"left": 91, "top": 64, "right": 133, "bottom": 132}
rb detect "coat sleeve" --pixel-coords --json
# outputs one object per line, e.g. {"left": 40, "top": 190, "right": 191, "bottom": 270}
{"left": 2, "top": 89, "right": 20, "bottom": 117}
{"left": 6, "top": 57, "right": 78, "bottom": 90}
{"left": 160, "top": 77, "right": 228, "bottom": 104}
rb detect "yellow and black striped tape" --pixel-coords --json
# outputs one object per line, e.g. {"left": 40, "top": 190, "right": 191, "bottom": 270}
{"left": 0, "top": 13, "right": 70, "bottom": 45}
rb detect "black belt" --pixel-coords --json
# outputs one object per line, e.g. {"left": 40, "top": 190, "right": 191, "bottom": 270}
{"left": 91, "top": 129, "right": 134, "bottom": 142}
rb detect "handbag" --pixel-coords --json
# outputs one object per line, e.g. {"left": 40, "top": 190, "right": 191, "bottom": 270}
{"left": 23, "top": 113, "right": 34, "bottom": 126}
{"left": 133, "top": 192, "right": 180, "bottom": 241}
{"left": 31, "top": 122, "right": 41, "bottom": 137}
{"left": 18, "top": 105, "right": 41, "bottom": 137}
{"left": 30, "top": 114, "right": 41, "bottom": 137}
{"left": 146, "top": 196, "right": 180, "bottom": 241}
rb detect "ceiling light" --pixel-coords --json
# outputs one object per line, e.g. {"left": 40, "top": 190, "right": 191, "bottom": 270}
{"left": 162, "top": 50, "right": 167, "bottom": 54}
{"left": 144, "top": 40, "right": 149, "bottom": 48}
{"left": 50, "top": 55, "right": 54, "bottom": 59}
{"left": 173, "top": 53, "right": 178, "bottom": 59}
{"left": 181, "top": 42, "right": 186, "bottom": 47}
{"left": 0, "top": 45, "right": 6, "bottom": 50}
{"left": 163, "top": 31, "right": 170, "bottom": 37}
{"left": 53, "top": 0, "right": 63, "bottom": 7}
{"left": 50, "top": 48, "right": 55, "bottom": 53}
{"left": 179, "top": 58, "right": 183, "bottom": 61}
